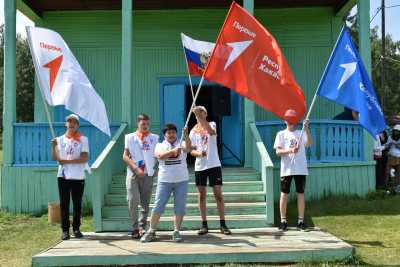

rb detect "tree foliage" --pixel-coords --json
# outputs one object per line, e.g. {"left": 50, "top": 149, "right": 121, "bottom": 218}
{"left": 0, "top": 24, "right": 35, "bottom": 132}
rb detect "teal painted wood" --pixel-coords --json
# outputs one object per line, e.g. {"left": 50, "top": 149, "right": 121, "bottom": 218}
{"left": 121, "top": 0, "right": 133, "bottom": 125}
{"left": 256, "top": 120, "right": 364, "bottom": 163}
{"left": 89, "top": 123, "right": 127, "bottom": 232}
{"left": 243, "top": 0, "right": 256, "bottom": 168}
{"left": 272, "top": 162, "right": 376, "bottom": 202}
{"left": 249, "top": 123, "right": 274, "bottom": 225}
{"left": 13, "top": 123, "right": 121, "bottom": 165}
{"left": 3, "top": 0, "right": 17, "bottom": 166}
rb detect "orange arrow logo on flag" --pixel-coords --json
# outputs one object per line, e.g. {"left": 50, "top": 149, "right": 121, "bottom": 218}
{"left": 43, "top": 55, "right": 63, "bottom": 92}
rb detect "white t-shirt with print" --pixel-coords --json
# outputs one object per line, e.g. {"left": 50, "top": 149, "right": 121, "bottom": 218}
{"left": 273, "top": 129, "right": 308, "bottom": 177}
{"left": 56, "top": 135, "right": 89, "bottom": 180}
{"left": 155, "top": 140, "right": 189, "bottom": 183}
{"left": 388, "top": 137, "right": 400, "bottom": 157}
{"left": 189, "top": 121, "right": 221, "bottom": 172}
{"left": 125, "top": 132, "right": 159, "bottom": 178}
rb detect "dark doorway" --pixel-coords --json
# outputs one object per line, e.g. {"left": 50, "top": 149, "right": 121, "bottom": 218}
{"left": 185, "top": 85, "right": 231, "bottom": 165}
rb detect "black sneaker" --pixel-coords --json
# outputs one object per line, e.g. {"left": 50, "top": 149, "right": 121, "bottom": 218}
{"left": 220, "top": 225, "right": 232, "bottom": 235}
{"left": 278, "top": 221, "right": 288, "bottom": 231}
{"left": 61, "top": 231, "right": 70, "bottom": 240}
{"left": 131, "top": 229, "right": 140, "bottom": 239}
{"left": 297, "top": 221, "right": 307, "bottom": 231}
{"left": 73, "top": 230, "right": 84, "bottom": 238}
{"left": 197, "top": 226, "right": 209, "bottom": 235}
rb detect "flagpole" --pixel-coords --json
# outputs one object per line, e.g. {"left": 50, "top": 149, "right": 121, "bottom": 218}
{"left": 290, "top": 26, "right": 346, "bottom": 164}
{"left": 25, "top": 27, "right": 57, "bottom": 140}
{"left": 180, "top": 33, "right": 195, "bottom": 101}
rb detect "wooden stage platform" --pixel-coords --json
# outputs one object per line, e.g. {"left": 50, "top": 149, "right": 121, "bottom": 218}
{"left": 32, "top": 228, "right": 353, "bottom": 266}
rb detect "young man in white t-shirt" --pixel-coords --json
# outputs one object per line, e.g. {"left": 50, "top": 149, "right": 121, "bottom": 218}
{"left": 386, "top": 124, "right": 400, "bottom": 193}
{"left": 51, "top": 114, "right": 89, "bottom": 240}
{"left": 141, "top": 123, "right": 192, "bottom": 243}
{"left": 189, "top": 106, "right": 231, "bottom": 235}
{"left": 273, "top": 109, "right": 312, "bottom": 231}
{"left": 123, "top": 114, "right": 159, "bottom": 239}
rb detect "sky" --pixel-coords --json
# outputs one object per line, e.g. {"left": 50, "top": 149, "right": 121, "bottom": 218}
{"left": 0, "top": 0, "right": 399, "bottom": 40}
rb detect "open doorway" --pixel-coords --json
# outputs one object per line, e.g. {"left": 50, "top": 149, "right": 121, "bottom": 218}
{"left": 185, "top": 85, "right": 232, "bottom": 165}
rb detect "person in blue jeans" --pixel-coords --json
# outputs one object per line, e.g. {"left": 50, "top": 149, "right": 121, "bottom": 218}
{"left": 141, "top": 123, "right": 192, "bottom": 242}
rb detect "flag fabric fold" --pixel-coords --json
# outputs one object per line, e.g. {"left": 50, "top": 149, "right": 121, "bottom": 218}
{"left": 316, "top": 27, "right": 386, "bottom": 137}
{"left": 203, "top": 2, "right": 306, "bottom": 124}
{"left": 181, "top": 33, "right": 215, "bottom": 76}
{"left": 26, "top": 26, "right": 111, "bottom": 136}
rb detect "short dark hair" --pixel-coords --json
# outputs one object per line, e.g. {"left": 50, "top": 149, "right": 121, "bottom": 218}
{"left": 163, "top": 123, "right": 177, "bottom": 135}
{"left": 137, "top": 113, "right": 150, "bottom": 122}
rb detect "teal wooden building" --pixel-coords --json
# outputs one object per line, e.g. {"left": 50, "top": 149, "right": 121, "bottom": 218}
{"left": 1, "top": 0, "right": 375, "bottom": 231}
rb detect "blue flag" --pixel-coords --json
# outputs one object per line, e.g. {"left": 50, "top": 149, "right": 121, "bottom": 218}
{"left": 317, "top": 27, "right": 386, "bottom": 138}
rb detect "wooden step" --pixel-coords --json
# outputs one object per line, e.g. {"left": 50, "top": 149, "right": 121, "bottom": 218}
{"left": 101, "top": 214, "right": 269, "bottom": 231}
{"left": 102, "top": 202, "right": 267, "bottom": 217}
{"left": 105, "top": 191, "right": 266, "bottom": 206}
{"left": 109, "top": 181, "right": 263, "bottom": 194}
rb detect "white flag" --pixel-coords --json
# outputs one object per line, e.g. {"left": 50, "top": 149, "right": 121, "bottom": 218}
{"left": 26, "top": 26, "right": 111, "bottom": 136}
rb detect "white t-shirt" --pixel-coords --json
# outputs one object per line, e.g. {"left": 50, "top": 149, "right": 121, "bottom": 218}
{"left": 273, "top": 129, "right": 308, "bottom": 177}
{"left": 189, "top": 121, "right": 221, "bottom": 172}
{"left": 125, "top": 132, "right": 159, "bottom": 178}
{"left": 388, "top": 137, "right": 400, "bottom": 157}
{"left": 56, "top": 135, "right": 89, "bottom": 180}
{"left": 155, "top": 140, "right": 189, "bottom": 183}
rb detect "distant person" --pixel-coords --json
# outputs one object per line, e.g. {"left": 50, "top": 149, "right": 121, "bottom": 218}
{"left": 373, "top": 130, "right": 389, "bottom": 190}
{"left": 333, "top": 107, "right": 358, "bottom": 121}
{"left": 386, "top": 124, "right": 400, "bottom": 194}
{"left": 123, "top": 114, "right": 159, "bottom": 239}
{"left": 51, "top": 114, "right": 89, "bottom": 240}
{"left": 274, "top": 109, "right": 313, "bottom": 231}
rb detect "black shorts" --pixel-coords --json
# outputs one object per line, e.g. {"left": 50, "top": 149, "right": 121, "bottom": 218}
{"left": 280, "top": 175, "right": 306, "bottom": 194}
{"left": 195, "top": 167, "right": 223, "bottom": 187}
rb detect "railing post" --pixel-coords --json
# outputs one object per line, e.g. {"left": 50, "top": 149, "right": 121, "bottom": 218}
{"left": 3, "top": 0, "right": 17, "bottom": 166}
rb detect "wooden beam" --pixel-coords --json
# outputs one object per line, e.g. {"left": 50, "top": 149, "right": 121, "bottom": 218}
{"left": 243, "top": 0, "right": 255, "bottom": 168}
{"left": 3, "top": 0, "right": 17, "bottom": 166}
{"left": 121, "top": 0, "right": 133, "bottom": 125}
{"left": 16, "top": 0, "right": 42, "bottom": 23}
{"left": 334, "top": 0, "right": 357, "bottom": 17}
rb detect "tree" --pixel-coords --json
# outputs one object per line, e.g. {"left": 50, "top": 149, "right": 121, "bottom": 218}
{"left": 0, "top": 24, "right": 35, "bottom": 132}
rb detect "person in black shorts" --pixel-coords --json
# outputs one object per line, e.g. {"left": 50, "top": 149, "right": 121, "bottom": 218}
{"left": 274, "top": 109, "right": 313, "bottom": 231}
{"left": 189, "top": 106, "right": 231, "bottom": 235}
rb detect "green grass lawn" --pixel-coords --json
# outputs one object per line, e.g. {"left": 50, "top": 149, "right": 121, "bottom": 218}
{"left": 0, "top": 195, "right": 399, "bottom": 267}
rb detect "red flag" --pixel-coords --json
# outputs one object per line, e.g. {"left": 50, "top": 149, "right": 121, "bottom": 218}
{"left": 204, "top": 2, "right": 306, "bottom": 124}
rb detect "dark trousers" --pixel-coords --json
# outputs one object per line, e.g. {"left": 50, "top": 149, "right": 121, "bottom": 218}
{"left": 58, "top": 177, "right": 85, "bottom": 232}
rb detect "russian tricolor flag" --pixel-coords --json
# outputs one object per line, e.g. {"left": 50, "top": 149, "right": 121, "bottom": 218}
{"left": 181, "top": 33, "right": 214, "bottom": 76}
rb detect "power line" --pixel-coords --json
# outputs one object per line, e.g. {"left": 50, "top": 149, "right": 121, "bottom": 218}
{"left": 386, "top": 4, "right": 400, "bottom": 9}
{"left": 370, "top": 7, "right": 382, "bottom": 23}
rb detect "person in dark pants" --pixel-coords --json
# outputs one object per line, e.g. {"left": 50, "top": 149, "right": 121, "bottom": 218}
{"left": 51, "top": 114, "right": 89, "bottom": 240}
{"left": 374, "top": 130, "right": 389, "bottom": 190}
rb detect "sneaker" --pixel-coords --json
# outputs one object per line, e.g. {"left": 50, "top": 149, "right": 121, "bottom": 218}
{"left": 73, "top": 230, "right": 84, "bottom": 238}
{"left": 140, "top": 230, "right": 156, "bottom": 243}
{"left": 172, "top": 230, "right": 183, "bottom": 242}
{"left": 138, "top": 227, "right": 146, "bottom": 237}
{"left": 131, "top": 229, "right": 140, "bottom": 239}
{"left": 61, "top": 231, "right": 70, "bottom": 240}
{"left": 197, "top": 226, "right": 209, "bottom": 235}
{"left": 297, "top": 221, "right": 307, "bottom": 231}
{"left": 278, "top": 221, "right": 288, "bottom": 231}
{"left": 220, "top": 225, "right": 232, "bottom": 235}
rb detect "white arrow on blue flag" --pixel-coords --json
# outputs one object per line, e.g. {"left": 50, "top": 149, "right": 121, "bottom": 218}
{"left": 316, "top": 27, "right": 386, "bottom": 138}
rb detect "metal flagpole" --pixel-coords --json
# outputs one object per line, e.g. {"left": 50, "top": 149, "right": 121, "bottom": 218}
{"left": 180, "top": 33, "right": 195, "bottom": 101}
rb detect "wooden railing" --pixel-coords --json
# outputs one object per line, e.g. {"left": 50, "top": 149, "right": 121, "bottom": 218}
{"left": 89, "top": 122, "right": 128, "bottom": 232}
{"left": 13, "top": 123, "right": 121, "bottom": 166}
{"left": 249, "top": 123, "right": 274, "bottom": 226}
{"left": 255, "top": 120, "right": 364, "bottom": 163}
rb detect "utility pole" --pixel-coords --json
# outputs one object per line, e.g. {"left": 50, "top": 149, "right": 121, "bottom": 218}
{"left": 381, "top": 0, "right": 386, "bottom": 110}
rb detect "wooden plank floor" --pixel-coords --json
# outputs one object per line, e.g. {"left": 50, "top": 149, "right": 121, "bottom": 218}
{"left": 32, "top": 228, "right": 353, "bottom": 266}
